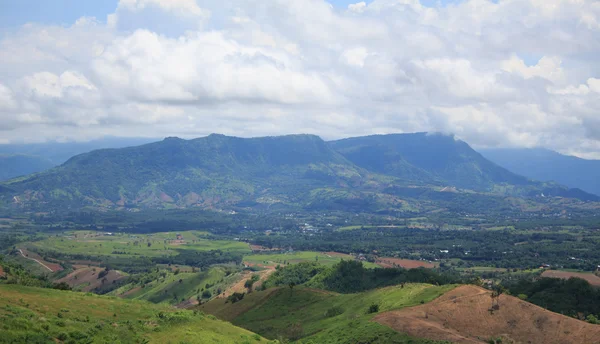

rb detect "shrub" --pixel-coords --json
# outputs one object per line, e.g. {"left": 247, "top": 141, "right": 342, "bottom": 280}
{"left": 367, "top": 304, "right": 379, "bottom": 314}
{"left": 324, "top": 306, "right": 344, "bottom": 318}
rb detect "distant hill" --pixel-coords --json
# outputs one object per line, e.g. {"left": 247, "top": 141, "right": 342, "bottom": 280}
{"left": 0, "top": 155, "right": 55, "bottom": 181}
{"left": 330, "top": 133, "right": 532, "bottom": 191}
{"left": 0, "top": 137, "right": 158, "bottom": 165}
{"left": 481, "top": 148, "right": 600, "bottom": 196}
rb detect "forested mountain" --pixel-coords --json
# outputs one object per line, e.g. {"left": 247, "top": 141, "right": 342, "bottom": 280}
{"left": 0, "top": 155, "right": 54, "bottom": 181}
{"left": 330, "top": 133, "right": 531, "bottom": 191}
{"left": 481, "top": 148, "right": 600, "bottom": 197}
{"left": 1, "top": 133, "right": 597, "bottom": 211}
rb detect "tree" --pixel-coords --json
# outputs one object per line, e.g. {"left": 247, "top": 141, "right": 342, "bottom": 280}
{"left": 244, "top": 279, "right": 254, "bottom": 293}
{"left": 289, "top": 282, "right": 296, "bottom": 296}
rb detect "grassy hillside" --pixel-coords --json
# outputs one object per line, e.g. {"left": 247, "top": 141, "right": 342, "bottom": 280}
{"left": 0, "top": 284, "right": 268, "bottom": 344}
{"left": 200, "top": 284, "right": 455, "bottom": 343}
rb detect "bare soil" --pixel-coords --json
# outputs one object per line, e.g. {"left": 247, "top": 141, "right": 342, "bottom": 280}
{"left": 375, "top": 257, "right": 436, "bottom": 269}
{"left": 542, "top": 270, "right": 600, "bottom": 286}
{"left": 0, "top": 265, "right": 5, "bottom": 278}
{"left": 374, "top": 285, "right": 600, "bottom": 344}
{"left": 18, "top": 248, "right": 63, "bottom": 272}
{"left": 56, "top": 266, "right": 125, "bottom": 292}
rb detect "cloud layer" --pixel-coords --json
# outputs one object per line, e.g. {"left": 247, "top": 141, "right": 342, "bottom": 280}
{"left": 0, "top": 0, "right": 599, "bottom": 157}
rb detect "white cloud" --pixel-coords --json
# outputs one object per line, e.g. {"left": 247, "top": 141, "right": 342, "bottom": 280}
{"left": 0, "top": 0, "right": 599, "bottom": 157}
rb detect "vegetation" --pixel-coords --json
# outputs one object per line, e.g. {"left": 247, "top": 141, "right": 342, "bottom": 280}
{"left": 0, "top": 284, "right": 267, "bottom": 343}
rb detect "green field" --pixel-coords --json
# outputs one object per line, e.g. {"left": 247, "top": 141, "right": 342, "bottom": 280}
{"left": 0, "top": 284, "right": 267, "bottom": 344}
{"left": 244, "top": 251, "right": 379, "bottom": 268}
{"left": 201, "top": 283, "right": 455, "bottom": 343}
{"left": 27, "top": 230, "right": 251, "bottom": 258}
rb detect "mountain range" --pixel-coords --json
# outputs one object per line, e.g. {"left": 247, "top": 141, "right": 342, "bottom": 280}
{"left": 481, "top": 148, "right": 600, "bottom": 197}
{"left": 1, "top": 133, "right": 597, "bottom": 212}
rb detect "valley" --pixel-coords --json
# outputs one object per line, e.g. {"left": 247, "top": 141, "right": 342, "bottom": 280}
{"left": 2, "top": 133, "right": 600, "bottom": 343}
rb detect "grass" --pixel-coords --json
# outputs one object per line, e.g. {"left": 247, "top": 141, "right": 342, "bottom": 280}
{"left": 0, "top": 284, "right": 267, "bottom": 344}
{"left": 27, "top": 230, "right": 251, "bottom": 259}
{"left": 244, "top": 251, "right": 379, "bottom": 268}
{"left": 201, "top": 283, "right": 455, "bottom": 343}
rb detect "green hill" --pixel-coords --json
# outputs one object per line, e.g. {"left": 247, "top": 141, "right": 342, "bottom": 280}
{"left": 200, "top": 284, "right": 454, "bottom": 343}
{"left": 3, "top": 134, "right": 364, "bottom": 209}
{"left": 0, "top": 284, "right": 268, "bottom": 344}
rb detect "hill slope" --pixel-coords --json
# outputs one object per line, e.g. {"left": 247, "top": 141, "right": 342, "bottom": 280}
{"left": 374, "top": 285, "right": 600, "bottom": 344}
{"left": 0, "top": 284, "right": 266, "bottom": 344}
{"left": 330, "top": 133, "right": 533, "bottom": 191}
{"left": 200, "top": 284, "right": 454, "bottom": 343}
{"left": 481, "top": 148, "right": 600, "bottom": 196}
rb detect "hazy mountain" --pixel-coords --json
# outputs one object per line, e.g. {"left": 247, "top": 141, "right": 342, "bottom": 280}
{"left": 480, "top": 148, "right": 600, "bottom": 196}
{"left": 0, "top": 137, "right": 159, "bottom": 165}
{"left": 330, "top": 133, "right": 532, "bottom": 191}
{"left": 0, "top": 155, "right": 55, "bottom": 181}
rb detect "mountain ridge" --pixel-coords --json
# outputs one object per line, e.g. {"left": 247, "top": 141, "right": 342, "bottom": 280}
{"left": 2, "top": 132, "right": 598, "bottom": 211}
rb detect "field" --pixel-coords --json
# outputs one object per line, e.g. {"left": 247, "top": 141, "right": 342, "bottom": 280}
{"left": 26, "top": 230, "right": 251, "bottom": 259}
{"left": 374, "top": 285, "right": 600, "bottom": 344}
{"left": 376, "top": 257, "right": 437, "bottom": 269}
{"left": 200, "top": 283, "right": 455, "bottom": 343}
{"left": 0, "top": 284, "right": 266, "bottom": 344}
{"left": 542, "top": 270, "right": 600, "bottom": 286}
{"left": 244, "top": 251, "right": 379, "bottom": 268}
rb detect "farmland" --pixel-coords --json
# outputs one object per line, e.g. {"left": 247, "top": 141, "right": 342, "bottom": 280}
{"left": 541, "top": 270, "right": 600, "bottom": 286}
{"left": 26, "top": 230, "right": 251, "bottom": 259}
{"left": 244, "top": 250, "right": 379, "bottom": 268}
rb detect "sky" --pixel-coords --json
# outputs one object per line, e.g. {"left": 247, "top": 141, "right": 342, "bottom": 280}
{"left": 0, "top": 0, "right": 599, "bottom": 158}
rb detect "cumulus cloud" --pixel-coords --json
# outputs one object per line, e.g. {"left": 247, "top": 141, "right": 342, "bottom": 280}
{"left": 0, "top": 0, "right": 599, "bottom": 157}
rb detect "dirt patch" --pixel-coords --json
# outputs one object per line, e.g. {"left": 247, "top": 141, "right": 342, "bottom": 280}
{"left": 56, "top": 267, "right": 125, "bottom": 292}
{"left": 0, "top": 265, "right": 5, "bottom": 278}
{"left": 374, "top": 285, "right": 600, "bottom": 344}
{"left": 18, "top": 248, "right": 63, "bottom": 272}
{"left": 218, "top": 269, "right": 275, "bottom": 299}
{"left": 542, "top": 270, "right": 600, "bottom": 287}
{"left": 120, "top": 286, "right": 142, "bottom": 298}
{"left": 376, "top": 257, "right": 436, "bottom": 269}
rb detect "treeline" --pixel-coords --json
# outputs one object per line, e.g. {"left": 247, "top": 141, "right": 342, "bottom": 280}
{"left": 263, "top": 260, "right": 461, "bottom": 294}
{"left": 151, "top": 249, "right": 243, "bottom": 269}
{"left": 509, "top": 277, "right": 600, "bottom": 320}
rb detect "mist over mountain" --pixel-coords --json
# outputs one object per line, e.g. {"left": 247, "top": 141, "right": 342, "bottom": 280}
{"left": 0, "top": 155, "right": 55, "bottom": 181}
{"left": 481, "top": 148, "right": 600, "bottom": 197}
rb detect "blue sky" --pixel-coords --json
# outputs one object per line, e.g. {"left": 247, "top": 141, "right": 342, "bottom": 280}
{"left": 0, "top": 0, "right": 462, "bottom": 28}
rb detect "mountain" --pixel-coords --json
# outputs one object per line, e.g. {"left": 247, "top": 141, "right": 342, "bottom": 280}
{"left": 330, "top": 133, "right": 532, "bottom": 191}
{"left": 3, "top": 134, "right": 364, "bottom": 209}
{"left": 0, "top": 154, "right": 55, "bottom": 181}
{"left": 2, "top": 133, "right": 598, "bottom": 211}
{"left": 481, "top": 148, "right": 600, "bottom": 196}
